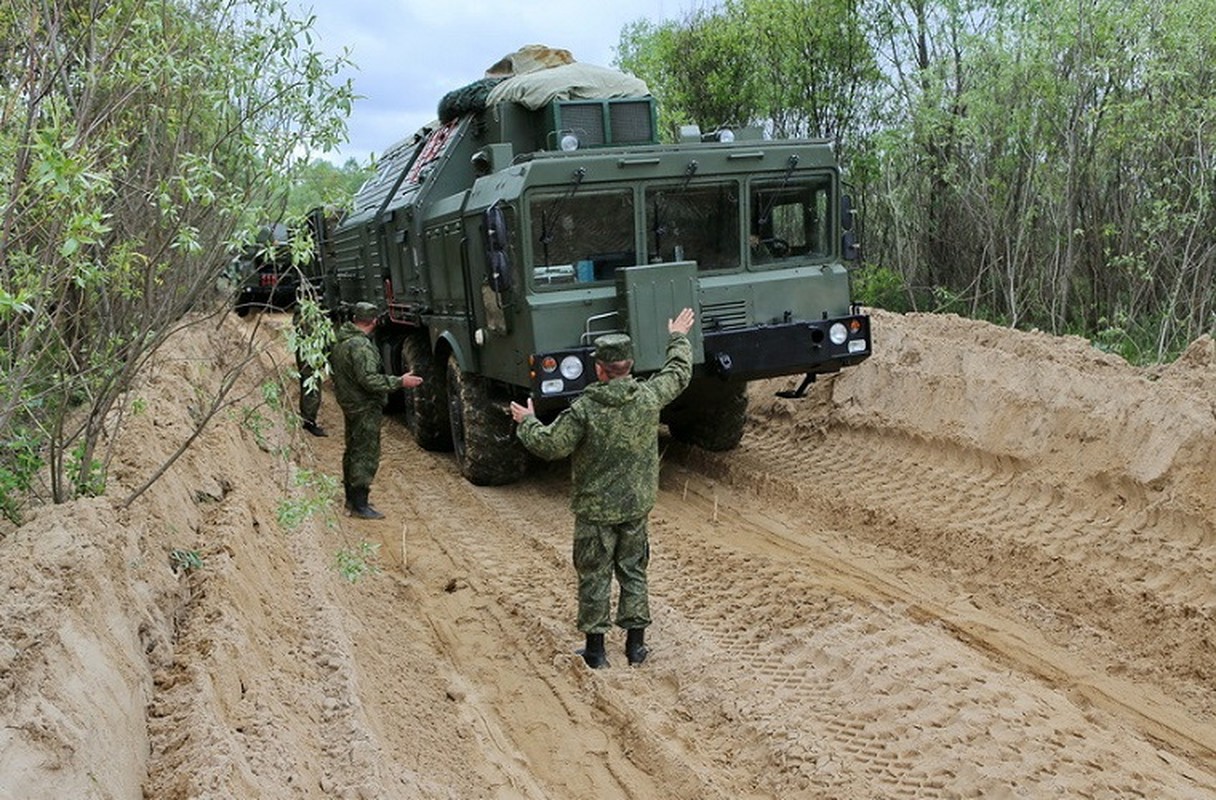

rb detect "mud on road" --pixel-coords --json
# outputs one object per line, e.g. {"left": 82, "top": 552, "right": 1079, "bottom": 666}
{"left": 3, "top": 309, "right": 1216, "bottom": 799}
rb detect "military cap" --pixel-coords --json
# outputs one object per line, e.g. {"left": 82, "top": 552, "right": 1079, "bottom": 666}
{"left": 352, "top": 302, "right": 378, "bottom": 322}
{"left": 592, "top": 333, "right": 633, "bottom": 363}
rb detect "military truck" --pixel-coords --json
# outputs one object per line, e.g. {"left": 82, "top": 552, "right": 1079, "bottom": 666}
{"left": 232, "top": 217, "right": 330, "bottom": 316}
{"left": 315, "top": 56, "right": 871, "bottom": 485}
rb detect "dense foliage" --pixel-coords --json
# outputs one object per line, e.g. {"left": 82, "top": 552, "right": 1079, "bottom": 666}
{"left": 618, "top": 0, "right": 1216, "bottom": 362}
{"left": 0, "top": 0, "right": 354, "bottom": 520}
{"left": 287, "top": 157, "right": 373, "bottom": 217}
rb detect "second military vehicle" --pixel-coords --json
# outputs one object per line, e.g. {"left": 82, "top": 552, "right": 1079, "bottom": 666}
{"left": 315, "top": 50, "right": 871, "bottom": 485}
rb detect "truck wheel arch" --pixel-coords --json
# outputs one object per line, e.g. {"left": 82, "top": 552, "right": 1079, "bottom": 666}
{"left": 434, "top": 330, "right": 470, "bottom": 374}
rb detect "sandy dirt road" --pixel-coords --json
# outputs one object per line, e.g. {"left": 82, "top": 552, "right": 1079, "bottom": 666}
{"left": 3, "top": 309, "right": 1215, "bottom": 799}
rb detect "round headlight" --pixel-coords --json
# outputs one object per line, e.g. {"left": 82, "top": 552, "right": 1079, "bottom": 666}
{"left": 717, "top": 128, "right": 735, "bottom": 143}
{"left": 829, "top": 322, "right": 848, "bottom": 345}
{"left": 559, "top": 355, "right": 584, "bottom": 380}
{"left": 560, "top": 133, "right": 580, "bottom": 152}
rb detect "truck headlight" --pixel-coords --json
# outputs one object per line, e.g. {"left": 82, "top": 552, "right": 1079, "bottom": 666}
{"left": 540, "top": 379, "right": 564, "bottom": 395}
{"left": 829, "top": 322, "right": 848, "bottom": 345}
{"left": 559, "top": 355, "right": 584, "bottom": 381}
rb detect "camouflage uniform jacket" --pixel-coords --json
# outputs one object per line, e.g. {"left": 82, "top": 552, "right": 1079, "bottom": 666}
{"left": 328, "top": 322, "right": 400, "bottom": 414}
{"left": 516, "top": 333, "right": 693, "bottom": 524}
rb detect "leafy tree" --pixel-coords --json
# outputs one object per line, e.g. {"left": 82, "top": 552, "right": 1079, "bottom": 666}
{"left": 287, "top": 157, "right": 373, "bottom": 217}
{"left": 740, "top": 0, "right": 879, "bottom": 151}
{"left": 0, "top": 0, "right": 354, "bottom": 519}
{"left": 618, "top": 0, "right": 880, "bottom": 151}
{"left": 618, "top": 13, "right": 761, "bottom": 139}
{"left": 864, "top": 0, "right": 1216, "bottom": 357}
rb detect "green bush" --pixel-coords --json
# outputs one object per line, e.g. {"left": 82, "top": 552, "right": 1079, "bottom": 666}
{"left": 0, "top": 431, "right": 44, "bottom": 524}
{"left": 853, "top": 264, "right": 911, "bottom": 312}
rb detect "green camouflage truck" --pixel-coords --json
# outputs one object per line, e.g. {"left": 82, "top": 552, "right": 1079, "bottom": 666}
{"left": 314, "top": 57, "right": 871, "bottom": 485}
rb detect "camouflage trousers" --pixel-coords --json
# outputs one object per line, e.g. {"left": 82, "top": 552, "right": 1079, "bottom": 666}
{"left": 572, "top": 515, "right": 651, "bottom": 633}
{"left": 341, "top": 409, "right": 382, "bottom": 489}
{"left": 297, "top": 355, "right": 321, "bottom": 424}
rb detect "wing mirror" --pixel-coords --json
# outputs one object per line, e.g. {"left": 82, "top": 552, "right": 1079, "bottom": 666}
{"left": 483, "top": 204, "right": 512, "bottom": 292}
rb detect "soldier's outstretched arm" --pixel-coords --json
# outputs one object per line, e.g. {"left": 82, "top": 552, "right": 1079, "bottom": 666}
{"left": 514, "top": 404, "right": 585, "bottom": 461}
{"left": 650, "top": 309, "right": 695, "bottom": 404}
{"left": 353, "top": 343, "right": 403, "bottom": 395}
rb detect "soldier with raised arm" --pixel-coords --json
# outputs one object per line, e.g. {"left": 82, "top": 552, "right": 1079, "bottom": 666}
{"left": 511, "top": 308, "right": 695, "bottom": 668}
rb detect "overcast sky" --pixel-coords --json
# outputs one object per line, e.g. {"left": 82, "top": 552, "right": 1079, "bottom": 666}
{"left": 294, "top": 1, "right": 701, "bottom": 164}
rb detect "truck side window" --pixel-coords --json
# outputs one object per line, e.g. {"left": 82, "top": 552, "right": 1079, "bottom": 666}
{"left": 645, "top": 181, "right": 741, "bottom": 271}
{"left": 528, "top": 188, "right": 635, "bottom": 286}
{"left": 749, "top": 178, "right": 832, "bottom": 265}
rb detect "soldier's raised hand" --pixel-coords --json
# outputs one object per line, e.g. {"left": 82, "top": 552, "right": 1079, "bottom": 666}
{"left": 401, "top": 371, "right": 423, "bottom": 389}
{"left": 668, "top": 307, "right": 695, "bottom": 335}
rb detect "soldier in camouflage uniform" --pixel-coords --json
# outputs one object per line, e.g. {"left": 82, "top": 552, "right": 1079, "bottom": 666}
{"left": 329, "top": 302, "right": 423, "bottom": 519}
{"left": 510, "top": 308, "right": 695, "bottom": 668}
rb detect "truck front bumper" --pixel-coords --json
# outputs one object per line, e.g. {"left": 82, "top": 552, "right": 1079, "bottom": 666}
{"left": 700, "top": 314, "right": 871, "bottom": 380}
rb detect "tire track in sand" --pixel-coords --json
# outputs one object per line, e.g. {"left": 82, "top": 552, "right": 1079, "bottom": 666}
{"left": 643, "top": 463, "right": 1216, "bottom": 797}
{"left": 687, "top": 416, "right": 1216, "bottom": 716}
{"left": 371, "top": 447, "right": 734, "bottom": 800}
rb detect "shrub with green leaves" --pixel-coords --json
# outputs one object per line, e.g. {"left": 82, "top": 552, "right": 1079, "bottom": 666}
{"left": 852, "top": 264, "right": 911, "bottom": 313}
{"left": 0, "top": 429, "right": 44, "bottom": 524}
{"left": 0, "top": 0, "right": 355, "bottom": 507}
{"left": 335, "top": 541, "right": 381, "bottom": 584}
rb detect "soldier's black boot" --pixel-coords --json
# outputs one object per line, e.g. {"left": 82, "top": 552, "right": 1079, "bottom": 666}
{"left": 343, "top": 483, "right": 353, "bottom": 512}
{"left": 577, "top": 633, "right": 608, "bottom": 669}
{"left": 350, "top": 487, "right": 384, "bottom": 520}
{"left": 626, "top": 628, "right": 648, "bottom": 666}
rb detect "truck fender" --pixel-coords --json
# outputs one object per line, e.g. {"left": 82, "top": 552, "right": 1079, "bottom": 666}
{"left": 435, "top": 330, "right": 471, "bottom": 374}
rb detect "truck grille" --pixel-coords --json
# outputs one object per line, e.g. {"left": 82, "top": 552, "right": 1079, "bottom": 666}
{"left": 550, "top": 98, "right": 657, "bottom": 148}
{"left": 701, "top": 299, "right": 749, "bottom": 331}
{"left": 609, "top": 101, "right": 655, "bottom": 144}
{"left": 562, "top": 104, "right": 606, "bottom": 145}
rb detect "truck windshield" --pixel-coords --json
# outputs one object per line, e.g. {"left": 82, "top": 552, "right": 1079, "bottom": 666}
{"left": 527, "top": 188, "right": 635, "bottom": 286}
{"left": 748, "top": 177, "right": 833, "bottom": 265}
{"left": 645, "top": 182, "right": 741, "bottom": 271}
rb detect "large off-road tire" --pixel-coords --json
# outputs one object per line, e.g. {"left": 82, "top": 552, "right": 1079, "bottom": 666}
{"left": 664, "top": 378, "right": 749, "bottom": 451}
{"left": 379, "top": 335, "right": 406, "bottom": 413}
{"left": 399, "top": 333, "right": 452, "bottom": 451}
{"left": 446, "top": 355, "right": 528, "bottom": 486}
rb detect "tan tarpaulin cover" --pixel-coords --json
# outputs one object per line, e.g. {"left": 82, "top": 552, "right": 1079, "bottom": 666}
{"left": 484, "top": 44, "right": 575, "bottom": 77}
{"left": 485, "top": 61, "right": 650, "bottom": 109}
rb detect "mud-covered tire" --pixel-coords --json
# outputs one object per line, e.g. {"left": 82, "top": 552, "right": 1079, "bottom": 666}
{"left": 400, "top": 333, "right": 452, "bottom": 451}
{"left": 446, "top": 356, "right": 528, "bottom": 486}
{"left": 375, "top": 335, "right": 405, "bottom": 413}
{"left": 664, "top": 379, "right": 748, "bottom": 451}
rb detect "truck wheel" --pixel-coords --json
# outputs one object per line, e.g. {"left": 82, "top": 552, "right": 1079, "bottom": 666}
{"left": 446, "top": 355, "right": 528, "bottom": 486}
{"left": 665, "top": 379, "right": 748, "bottom": 451}
{"left": 400, "top": 333, "right": 452, "bottom": 451}
{"left": 380, "top": 336, "right": 406, "bottom": 413}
